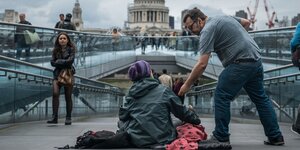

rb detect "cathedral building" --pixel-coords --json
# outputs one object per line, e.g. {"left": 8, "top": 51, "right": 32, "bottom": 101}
{"left": 125, "top": 0, "right": 176, "bottom": 35}
{"left": 74, "top": 0, "right": 178, "bottom": 35}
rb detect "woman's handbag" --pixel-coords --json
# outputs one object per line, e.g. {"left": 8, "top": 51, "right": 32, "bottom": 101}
{"left": 57, "top": 69, "right": 74, "bottom": 86}
{"left": 23, "top": 30, "right": 40, "bottom": 44}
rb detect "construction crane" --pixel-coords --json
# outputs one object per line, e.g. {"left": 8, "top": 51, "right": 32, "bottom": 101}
{"left": 263, "top": 0, "right": 278, "bottom": 29}
{"left": 247, "top": 0, "right": 259, "bottom": 30}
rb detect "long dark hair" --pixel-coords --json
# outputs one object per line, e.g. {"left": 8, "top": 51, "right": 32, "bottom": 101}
{"left": 53, "top": 32, "right": 75, "bottom": 57}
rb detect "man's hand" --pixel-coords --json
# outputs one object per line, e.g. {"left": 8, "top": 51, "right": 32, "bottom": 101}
{"left": 178, "top": 83, "right": 190, "bottom": 96}
{"left": 240, "top": 18, "right": 251, "bottom": 31}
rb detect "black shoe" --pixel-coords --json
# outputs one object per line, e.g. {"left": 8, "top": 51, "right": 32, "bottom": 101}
{"left": 198, "top": 135, "right": 232, "bottom": 150}
{"left": 47, "top": 116, "right": 58, "bottom": 124}
{"left": 264, "top": 135, "right": 284, "bottom": 146}
{"left": 65, "top": 117, "right": 72, "bottom": 125}
{"left": 291, "top": 124, "right": 300, "bottom": 135}
{"left": 199, "top": 135, "right": 230, "bottom": 144}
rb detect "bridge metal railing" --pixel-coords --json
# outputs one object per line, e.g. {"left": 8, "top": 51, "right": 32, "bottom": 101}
{"left": 249, "top": 26, "right": 296, "bottom": 60}
{"left": 0, "top": 55, "right": 125, "bottom": 124}
{"left": 0, "top": 21, "right": 137, "bottom": 79}
{"left": 0, "top": 21, "right": 298, "bottom": 124}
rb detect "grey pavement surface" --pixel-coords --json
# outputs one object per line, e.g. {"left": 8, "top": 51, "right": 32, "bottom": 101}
{"left": 0, "top": 115, "right": 299, "bottom": 150}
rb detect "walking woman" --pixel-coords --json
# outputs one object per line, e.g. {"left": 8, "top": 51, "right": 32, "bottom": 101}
{"left": 47, "top": 32, "right": 76, "bottom": 125}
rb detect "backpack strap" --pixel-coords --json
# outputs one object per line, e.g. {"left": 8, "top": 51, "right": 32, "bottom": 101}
{"left": 58, "top": 21, "right": 64, "bottom": 28}
{"left": 54, "top": 144, "right": 70, "bottom": 149}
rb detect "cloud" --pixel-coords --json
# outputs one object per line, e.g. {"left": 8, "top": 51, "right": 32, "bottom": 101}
{"left": 0, "top": 0, "right": 299, "bottom": 30}
{"left": 172, "top": 4, "right": 226, "bottom": 29}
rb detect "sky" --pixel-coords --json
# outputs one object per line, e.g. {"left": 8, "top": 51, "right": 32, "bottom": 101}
{"left": 0, "top": 0, "right": 299, "bottom": 30}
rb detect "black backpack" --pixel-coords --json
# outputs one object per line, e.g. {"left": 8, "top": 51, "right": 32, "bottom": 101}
{"left": 292, "top": 46, "right": 300, "bottom": 69}
{"left": 55, "top": 130, "right": 132, "bottom": 149}
{"left": 74, "top": 130, "right": 115, "bottom": 149}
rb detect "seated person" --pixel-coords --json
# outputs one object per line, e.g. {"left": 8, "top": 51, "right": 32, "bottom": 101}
{"left": 118, "top": 60, "right": 201, "bottom": 148}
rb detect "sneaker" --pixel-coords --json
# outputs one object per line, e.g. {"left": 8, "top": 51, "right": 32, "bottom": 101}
{"left": 264, "top": 135, "right": 284, "bottom": 146}
{"left": 65, "top": 117, "right": 72, "bottom": 125}
{"left": 291, "top": 124, "right": 300, "bottom": 135}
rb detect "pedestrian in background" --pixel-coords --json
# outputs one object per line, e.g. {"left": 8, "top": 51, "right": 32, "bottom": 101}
{"left": 55, "top": 13, "right": 64, "bottom": 28}
{"left": 58, "top": 13, "right": 76, "bottom": 31}
{"left": 173, "top": 77, "right": 185, "bottom": 104}
{"left": 140, "top": 33, "right": 147, "bottom": 54}
{"left": 159, "top": 68, "right": 173, "bottom": 89}
{"left": 151, "top": 69, "right": 160, "bottom": 82}
{"left": 112, "top": 28, "right": 121, "bottom": 51}
{"left": 14, "top": 13, "right": 33, "bottom": 59}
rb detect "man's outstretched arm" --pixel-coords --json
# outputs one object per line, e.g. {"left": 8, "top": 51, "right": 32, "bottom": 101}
{"left": 178, "top": 53, "right": 210, "bottom": 96}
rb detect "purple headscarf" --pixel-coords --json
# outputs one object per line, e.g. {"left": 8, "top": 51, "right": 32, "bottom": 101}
{"left": 128, "top": 60, "right": 151, "bottom": 81}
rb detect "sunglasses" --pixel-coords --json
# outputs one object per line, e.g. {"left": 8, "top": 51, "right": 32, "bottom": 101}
{"left": 186, "top": 21, "right": 197, "bottom": 34}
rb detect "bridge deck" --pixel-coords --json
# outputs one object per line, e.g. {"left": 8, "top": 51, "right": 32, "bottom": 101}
{"left": 0, "top": 115, "right": 299, "bottom": 150}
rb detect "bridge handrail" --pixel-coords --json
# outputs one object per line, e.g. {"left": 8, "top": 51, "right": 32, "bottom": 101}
{"left": 264, "top": 72, "right": 300, "bottom": 81}
{"left": 187, "top": 72, "right": 300, "bottom": 97}
{"left": 0, "top": 66, "right": 124, "bottom": 96}
{"left": 0, "top": 66, "right": 124, "bottom": 116}
{"left": 0, "top": 21, "right": 109, "bottom": 36}
{"left": 193, "top": 81, "right": 218, "bottom": 91}
{"left": 191, "top": 63, "right": 298, "bottom": 90}
{"left": 0, "top": 55, "right": 119, "bottom": 88}
{"left": 264, "top": 63, "right": 294, "bottom": 73}
{"left": 249, "top": 26, "right": 296, "bottom": 33}
{"left": 0, "top": 20, "right": 296, "bottom": 35}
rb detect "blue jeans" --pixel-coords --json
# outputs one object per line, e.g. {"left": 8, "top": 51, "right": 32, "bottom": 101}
{"left": 16, "top": 43, "right": 30, "bottom": 59}
{"left": 213, "top": 60, "right": 282, "bottom": 142}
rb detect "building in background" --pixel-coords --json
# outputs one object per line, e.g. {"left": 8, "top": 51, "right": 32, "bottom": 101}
{"left": 125, "top": 0, "right": 175, "bottom": 35}
{"left": 0, "top": 13, "right": 4, "bottom": 21}
{"left": 0, "top": 9, "right": 18, "bottom": 23}
{"left": 169, "top": 16, "right": 174, "bottom": 29}
{"left": 72, "top": 0, "right": 84, "bottom": 31}
{"left": 291, "top": 13, "right": 300, "bottom": 26}
{"left": 76, "top": 0, "right": 108, "bottom": 34}
{"left": 277, "top": 16, "right": 289, "bottom": 27}
{"left": 181, "top": 9, "right": 188, "bottom": 29}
